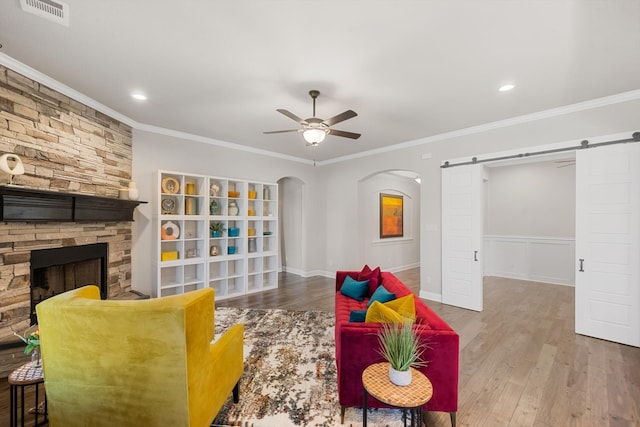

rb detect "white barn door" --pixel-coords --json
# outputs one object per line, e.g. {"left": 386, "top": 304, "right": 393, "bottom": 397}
{"left": 575, "top": 143, "right": 640, "bottom": 347}
{"left": 442, "top": 165, "right": 484, "bottom": 311}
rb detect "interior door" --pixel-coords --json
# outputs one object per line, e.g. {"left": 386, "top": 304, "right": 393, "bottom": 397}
{"left": 575, "top": 143, "right": 640, "bottom": 347}
{"left": 441, "top": 164, "right": 483, "bottom": 311}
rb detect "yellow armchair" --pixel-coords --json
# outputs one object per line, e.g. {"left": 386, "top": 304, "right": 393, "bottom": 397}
{"left": 36, "top": 285, "right": 243, "bottom": 427}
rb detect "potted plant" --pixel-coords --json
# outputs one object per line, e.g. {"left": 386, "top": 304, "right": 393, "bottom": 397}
{"left": 377, "top": 319, "right": 428, "bottom": 386}
{"left": 210, "top": 222, "right": 226, "bottom": 238}
{"left": 14, "top": 325, "right": 42, "bottom": 367}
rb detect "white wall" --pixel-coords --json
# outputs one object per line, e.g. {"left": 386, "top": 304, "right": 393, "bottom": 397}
{"left": 131, "top": 130, "right": 324, "bottom": 296}
{"left": 483, "top": 161, "right": 576, "bottom": 285}
{"left": 486, "top": 161, "right": 576, "bottom": 237}
{"left": 279, "top": 177, "right": 305, "bottom": 274}
{"left": 320, "top": 98, "right": 640, "bottom": 298}
{"left": 357, "top": 172, "right": 420, "bottom": 270}
{"left": 131, "top": 98, "right": 640, "bottom": 298}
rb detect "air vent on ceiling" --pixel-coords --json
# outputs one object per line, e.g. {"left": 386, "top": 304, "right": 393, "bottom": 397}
{"left": 20, "top": 0, "right": 70, "bottom": 27}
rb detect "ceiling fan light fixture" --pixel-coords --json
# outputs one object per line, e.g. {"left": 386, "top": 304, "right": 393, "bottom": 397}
{"left": 303, "top": 128, "right": 327, "bottom": 144}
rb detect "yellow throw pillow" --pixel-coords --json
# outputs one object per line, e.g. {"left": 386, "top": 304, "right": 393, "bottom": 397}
{"left": 364, "top": 294, "right": 417, "bottom": 323}
{"left": 365, "top": 301, "right": 403, "bottom": 323}
{"left": 383, "top": 294, "right": 416, "bottom": 321}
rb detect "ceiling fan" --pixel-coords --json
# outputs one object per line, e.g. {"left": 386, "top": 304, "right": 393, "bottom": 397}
{"left": 263, "top": 90, "right": 361, "bottom": 146}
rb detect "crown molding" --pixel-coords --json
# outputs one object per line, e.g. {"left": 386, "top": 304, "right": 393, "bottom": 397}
{"left": 0, "top": 53, "right": 313, "bottom": 166}
{"left": 0, "top": 52, "right": 137, "bottom": 128}
{"left": 135, "top": 122, "right": 314, "bottom": 165}
{"left": 318, "top": 89, "right": 640, "bottom": 166}
{"left": 2, "top": 52, "right": 638, "bottom": 168}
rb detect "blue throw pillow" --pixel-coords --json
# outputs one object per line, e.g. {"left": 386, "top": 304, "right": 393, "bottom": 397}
{"left": 349, "top": 310, "right": 367, "bottom": 322}
{"left": 367, "top": 285, "right": 396, "bottom": 307}
{"left": 340, "top": 276, "right": 370, "bottom": 302}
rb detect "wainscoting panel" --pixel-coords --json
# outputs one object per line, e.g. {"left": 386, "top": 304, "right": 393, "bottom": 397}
{"left": 484, "top": 235, "right": 575, "bottom": 286}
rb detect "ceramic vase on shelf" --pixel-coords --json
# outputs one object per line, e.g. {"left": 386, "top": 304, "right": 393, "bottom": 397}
{"left": 388, "top": 366, "right": 411, "bottom": 386}
{"left": 228, "top": 201, "right": 239, "bottom": 216}
{"left": 210, "top": 199, "right": 220, "bottom": 215}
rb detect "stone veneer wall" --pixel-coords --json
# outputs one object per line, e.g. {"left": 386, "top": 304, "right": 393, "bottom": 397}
{"left": 0, "top": 64, "right": 134, "bottom": 376}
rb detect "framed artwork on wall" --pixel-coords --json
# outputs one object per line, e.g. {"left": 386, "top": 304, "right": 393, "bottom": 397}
{"left": 380, "top": 193, "right": 403, "bottom": 238}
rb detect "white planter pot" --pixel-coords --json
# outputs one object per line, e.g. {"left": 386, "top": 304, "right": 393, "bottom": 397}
{"left": 388, "top": 366, "right": 412, "bottom": 386}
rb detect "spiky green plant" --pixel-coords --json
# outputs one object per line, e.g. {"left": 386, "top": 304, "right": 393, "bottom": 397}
{"left": 377, "top": 319, "right": 428, "bottom": 371}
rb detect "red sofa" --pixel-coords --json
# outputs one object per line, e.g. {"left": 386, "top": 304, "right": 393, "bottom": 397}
{"left": 335, "top": 270, "right": 459, "bottom": 426}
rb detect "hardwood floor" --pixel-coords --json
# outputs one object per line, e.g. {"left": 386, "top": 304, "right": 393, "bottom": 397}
{"left": 2, "top": 269, "right": 638, "bottom": 426}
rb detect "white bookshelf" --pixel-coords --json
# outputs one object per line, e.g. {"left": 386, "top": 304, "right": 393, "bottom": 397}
{"left": 153, "top": 170, "right": 278, "bottom": 299}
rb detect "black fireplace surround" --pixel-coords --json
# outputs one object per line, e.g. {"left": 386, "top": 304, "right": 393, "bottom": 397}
{"left": 29, "top": 243, "right": 108, "bottom": 324}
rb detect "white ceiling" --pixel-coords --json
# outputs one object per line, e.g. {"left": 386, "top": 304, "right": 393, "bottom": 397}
{"left": 0, "top": 0, "right": 639, "bottom": 163}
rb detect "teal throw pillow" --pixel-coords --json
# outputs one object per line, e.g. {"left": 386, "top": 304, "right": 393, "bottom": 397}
{"left": 367, "top": 285, "right": 396, "bottom": 307}
{"left": 340, "top": 276, "right": 370, "bottom": 302}
{"left": 349, "top": 310, "right": 367, "bottom": 322}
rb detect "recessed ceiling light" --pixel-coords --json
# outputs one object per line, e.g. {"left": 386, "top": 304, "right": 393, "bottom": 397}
{"left": 131, "top": 93, "right": 147, "bottom": 101}
{"left": 499, "top": 84, "right": 515, "bottom": 92}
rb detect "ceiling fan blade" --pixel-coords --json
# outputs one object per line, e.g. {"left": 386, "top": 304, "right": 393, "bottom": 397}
{"left": 262, "top": 129, "right": 302, "bottom": 134}
{"left": 277, "top": 109, "right": 308, "bottom": 125}
{"left": 328, "top": 129, "right": 361, "bottom": 139}
{"left": 323, "top": 110, "right": 357, "bottom": 127}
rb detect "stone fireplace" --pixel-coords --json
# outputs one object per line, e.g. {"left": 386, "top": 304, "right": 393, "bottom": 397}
{"left": 0, "top": 64, "right": 136, "bottom": 376}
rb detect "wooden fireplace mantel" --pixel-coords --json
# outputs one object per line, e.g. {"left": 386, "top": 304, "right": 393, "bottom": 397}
{"left": 0, "top": 186, "right": 147, "bottom": 222}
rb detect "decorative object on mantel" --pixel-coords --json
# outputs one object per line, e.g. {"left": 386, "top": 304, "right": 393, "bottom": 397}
{"left": 0, "top": 153, "right": 25, "bottom": 185}
{"left": 128, "top": 182, "right": 140, "bottom": 200}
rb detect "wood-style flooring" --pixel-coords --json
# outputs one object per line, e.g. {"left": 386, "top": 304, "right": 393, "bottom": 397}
{"left": 2, "top": 269, "right": 638, "bottom": 426}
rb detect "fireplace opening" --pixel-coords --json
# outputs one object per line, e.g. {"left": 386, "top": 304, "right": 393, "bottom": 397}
{"left": 30, "top": 243, "right": 108, "bottom": 324}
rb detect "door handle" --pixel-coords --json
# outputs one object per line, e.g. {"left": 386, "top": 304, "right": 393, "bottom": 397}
{"left": 474, "top": 250, "right": 478, "bottom": 262}
{"left": 578, "top": 258, "right": 584, "bottom": 272}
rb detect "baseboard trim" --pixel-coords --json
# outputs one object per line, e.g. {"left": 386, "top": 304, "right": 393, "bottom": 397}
{"left": 387, "top": 262, "right": 420, "bottom": 273}
{"left": 420, "top": 290, "right": 442, "bottom": 302}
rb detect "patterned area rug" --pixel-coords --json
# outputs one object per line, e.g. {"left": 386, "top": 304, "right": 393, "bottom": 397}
{"left": 212, "top": 307, "right": 407, "bottom": 427}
